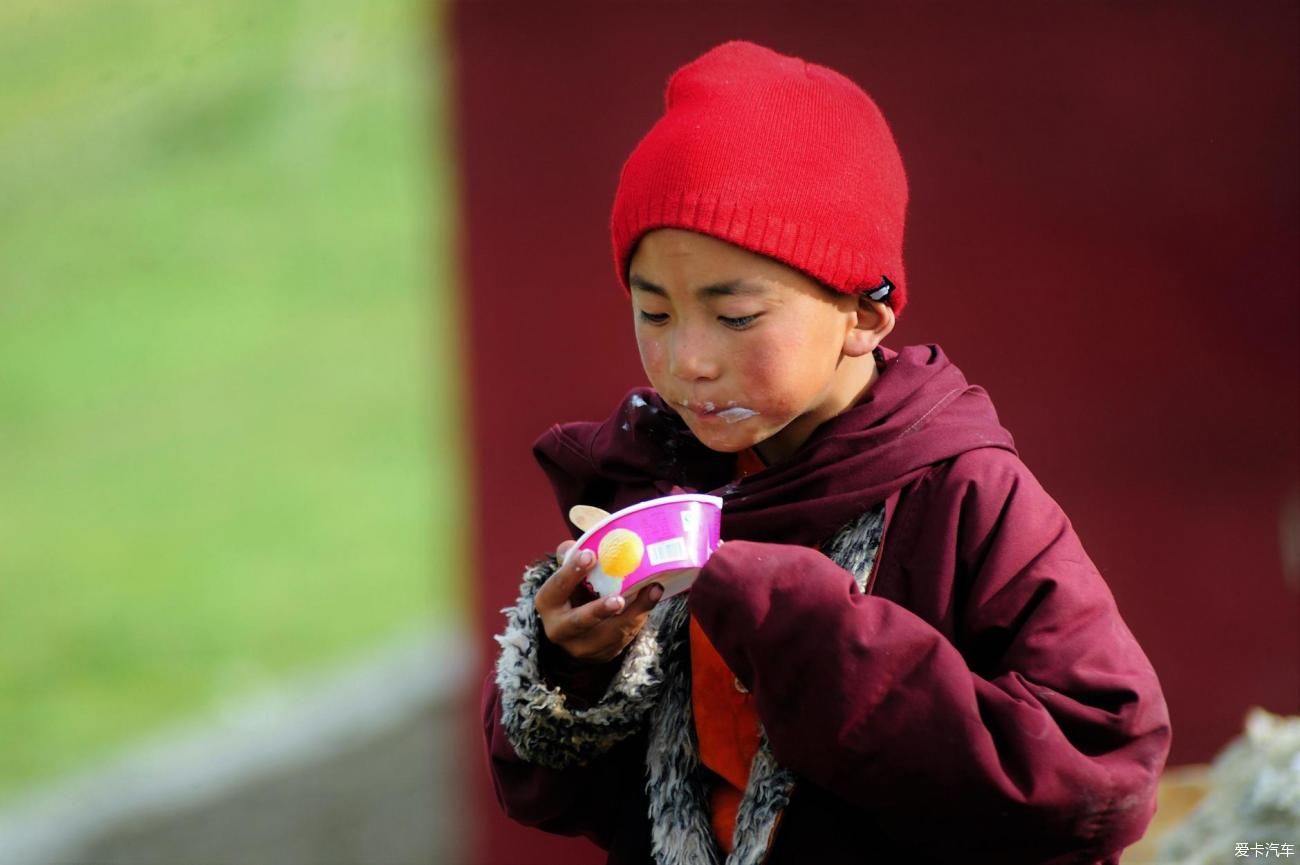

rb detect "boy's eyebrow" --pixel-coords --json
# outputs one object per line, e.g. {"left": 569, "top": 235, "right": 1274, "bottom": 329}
{"left": 629, "top": 275, "right": 769, "bottom": 298}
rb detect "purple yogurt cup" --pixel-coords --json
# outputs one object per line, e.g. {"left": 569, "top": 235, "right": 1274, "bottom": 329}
{"left": 564, "top": 494, "right": 723, "bottom": 600}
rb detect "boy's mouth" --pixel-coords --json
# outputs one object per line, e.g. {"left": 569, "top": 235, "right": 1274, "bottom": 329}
{"left": 715, "top": 406, "right": 760, "bottom": 422}
{"left": 678, "top": 399, "right": 759, "bottom": 424}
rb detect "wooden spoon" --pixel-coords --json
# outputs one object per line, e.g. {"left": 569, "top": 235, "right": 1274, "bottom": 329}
{"left": 569, "top": 505, "right": 611, "bottom": 533}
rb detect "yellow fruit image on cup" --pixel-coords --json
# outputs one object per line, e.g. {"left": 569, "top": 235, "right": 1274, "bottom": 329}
{"left": 597, "top": 528, "right": 644, "bottom": 579}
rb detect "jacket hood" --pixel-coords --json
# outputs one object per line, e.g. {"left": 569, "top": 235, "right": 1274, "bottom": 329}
{"left": 534, "top": 344, "right": 1016, "bottom": 548}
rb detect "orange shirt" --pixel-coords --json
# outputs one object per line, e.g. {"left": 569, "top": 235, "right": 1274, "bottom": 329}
{"left": 689, "top": 446, "right": 767, "bottom": 853}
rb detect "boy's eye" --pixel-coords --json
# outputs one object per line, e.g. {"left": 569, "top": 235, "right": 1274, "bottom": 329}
{"left": 638, "top": 310, "right": 669, "bottom": 324}
{"left": 719, "top": 314, "right": 760, "bottom": 329}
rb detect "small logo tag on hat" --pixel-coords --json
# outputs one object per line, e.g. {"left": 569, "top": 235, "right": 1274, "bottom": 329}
{"left": 866, "top": 276, "right": 895, "bottom": 302}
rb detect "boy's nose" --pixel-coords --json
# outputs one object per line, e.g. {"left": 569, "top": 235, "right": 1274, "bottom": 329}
{"left": 668, "top": 331, "right": 720, "bottom": 381}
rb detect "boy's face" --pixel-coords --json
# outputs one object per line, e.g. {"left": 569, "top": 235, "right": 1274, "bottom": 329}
{"left": 628, "top": 228, "right": 891, "bottom": 463}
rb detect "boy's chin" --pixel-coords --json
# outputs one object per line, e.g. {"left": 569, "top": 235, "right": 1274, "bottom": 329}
{"left": 682, "top": 420, "right": 767, "bottom": 454}
{"left": 699, "top": 439, "right": 753, "bottom": 454}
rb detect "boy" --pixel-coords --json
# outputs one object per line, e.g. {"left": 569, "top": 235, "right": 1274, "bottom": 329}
{"left": 483, "top": 40, "right": 1170, "bottom": 865}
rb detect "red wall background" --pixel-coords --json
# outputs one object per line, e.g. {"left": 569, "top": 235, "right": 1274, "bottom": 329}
{"left": 448, "top": 3, "right": 1299, "bottom": 862}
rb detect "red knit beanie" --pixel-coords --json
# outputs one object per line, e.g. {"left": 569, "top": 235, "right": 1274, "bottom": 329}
{"left": 611, "top": 40, "right": 910, "bottom": 315}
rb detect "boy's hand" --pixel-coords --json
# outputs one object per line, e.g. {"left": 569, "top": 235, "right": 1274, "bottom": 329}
{"left": 535, "top": 540, "right": 665, "bottom": 664}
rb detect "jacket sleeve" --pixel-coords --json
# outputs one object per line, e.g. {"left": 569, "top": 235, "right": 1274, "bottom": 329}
{"left": 688, "top": 448, "right": 1171, "bottom": 864}
{"left": 482, "top": 671, "right": 647, "bottom": 845}
{"left": 481, "top": 555, "right": 670, "bottom": 841}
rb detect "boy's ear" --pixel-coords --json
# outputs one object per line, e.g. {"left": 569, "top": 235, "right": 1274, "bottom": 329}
{"left": 843, "top": 296, "right": 896, "bottom": 358}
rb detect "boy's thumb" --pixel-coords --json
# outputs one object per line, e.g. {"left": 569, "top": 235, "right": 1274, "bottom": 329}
{"left": 628, "top": 582, "right": 664, "bottom": 616}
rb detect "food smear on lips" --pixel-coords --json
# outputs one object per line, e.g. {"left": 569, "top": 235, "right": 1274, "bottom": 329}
{"left": 716, "top": 406, "right": 758, "bottom": 423}
{"left": 597, "top": 528, "right": 645, "bottom": 578}
{"left": 676, "top": 398, "right": 760, "bottom": 423}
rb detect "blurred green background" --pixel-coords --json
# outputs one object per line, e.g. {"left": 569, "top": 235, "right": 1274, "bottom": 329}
{"left": 0, "top": 0, "right": 464, "bottom": 801}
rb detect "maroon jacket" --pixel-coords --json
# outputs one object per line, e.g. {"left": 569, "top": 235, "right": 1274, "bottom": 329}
{"left": 483, "top": 344, "right": 1171, "bottom": 864}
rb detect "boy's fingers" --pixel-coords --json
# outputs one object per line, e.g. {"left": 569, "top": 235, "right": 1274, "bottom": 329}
{"left": 560, "top": 583, "right": 659, "bottom": 643}
{"left": 555, "top": 539, "right": 576, "bottom": 560}
{"left": 561, "top": 593, "right": 626, "bottom": 635}
{"left": 623, "top": 582, "right": 664, "bottom": 619}
{"left": 535, "top": 548, "right": 595, "bottom": 611}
